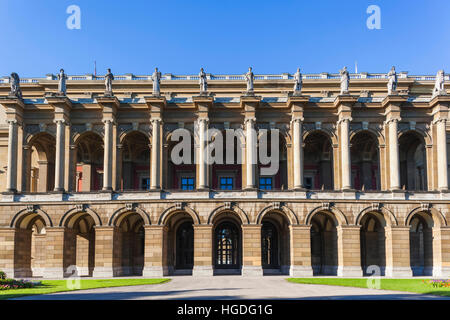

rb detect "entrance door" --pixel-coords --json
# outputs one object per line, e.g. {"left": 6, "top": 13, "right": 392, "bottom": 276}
{"left": 214, "top": 222, "right": 240, "bottom": 269}
{"left": 176, "top": 222, "right": 194, "bottom": 269}
{"left": 261, "top": 222, "right": 279, "bottom": 268}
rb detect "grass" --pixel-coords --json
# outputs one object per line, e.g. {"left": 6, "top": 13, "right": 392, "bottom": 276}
{"left": 287, "top": 278, "right": 450, "bottom": 297}
{"left": 0, "top": 278, "right": 170, "bottom": 300}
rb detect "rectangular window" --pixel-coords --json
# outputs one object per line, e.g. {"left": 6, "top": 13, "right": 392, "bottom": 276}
{"left": 181, "top": 177, "right": 195, "bottom": 190}
{"left": 141, "top": 178, "right": 151, "bottom": 190}
{"left": 259, "top": 177, "right": 273, "bottom": 190}
{"left": 219, "top": 177, "right": 234, "bottom": 190}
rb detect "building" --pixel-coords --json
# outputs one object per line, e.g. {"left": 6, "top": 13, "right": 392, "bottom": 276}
{"left": 0, "top": 69, "right": 449, "bottom": 279}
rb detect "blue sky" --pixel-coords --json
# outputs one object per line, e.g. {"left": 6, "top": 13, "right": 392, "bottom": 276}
{"left": 1, "top": 0, "right": 449, "bottom": 77}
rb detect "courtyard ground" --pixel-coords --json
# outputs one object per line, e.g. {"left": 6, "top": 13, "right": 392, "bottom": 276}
{"left": 8, "top": 276, "right": 450, "bottom": 300}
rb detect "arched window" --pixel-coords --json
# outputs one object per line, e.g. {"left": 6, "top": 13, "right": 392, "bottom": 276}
{"left": 214, "top": 222, "right": 240, "bottom": 268}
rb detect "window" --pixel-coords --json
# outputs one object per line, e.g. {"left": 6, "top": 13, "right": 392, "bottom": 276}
{"left": 219, "top": 177, "right": 234, "bottom": 190}
{"left": 259, "top": 177, "right": 273, "bottom": 190}
{"left": 141, "top": 178, "right": 150, "bottom": 190}
{"left": 215, "top": 222, "right": 240, "bottom": 268}
{"left": 181, "top": 177, "right": 195, "bottom": 190}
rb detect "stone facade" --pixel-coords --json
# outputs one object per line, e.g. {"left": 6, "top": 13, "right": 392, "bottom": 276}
{"left": 0, "top": 71, "right": 449, "bottom": 278}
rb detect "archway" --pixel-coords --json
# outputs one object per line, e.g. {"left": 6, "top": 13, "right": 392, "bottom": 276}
{"left": 120, "top": 131, "right": 150, "bottom": 191}
{"left": 25, "top": 133, "right": 56, "bottom": 192}
{"left": 310, "top": 211, "right": 338, "bottom": 275}
{"left": 303, "top": 131, "right": 333, "bottom": 190}
{"left": 260, "top": 211, "right": 291, "bottom": 275}
{"left": 73, "top": 132, "right": 104, "bottom": 191}
{"left": 409, "top": 212, "right": 433, "bottom": 276}
{"left": 116, "top": 212, "right": 145, "bottom": 276}
{"left": 62, "top": 212, "right": 96, "bottom": 277}
{"left": 350, "top": 131, "right": 380, "bottom": 190}
{"left": 399, "top": 131, "right": 427, "bottom": 191}
{"left": 360, "top": 212, "right": 386, "bottom": 275}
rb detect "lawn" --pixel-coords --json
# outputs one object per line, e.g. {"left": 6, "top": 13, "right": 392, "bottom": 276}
{"left": 287, "top": 278, "right": 450, "bottom": 297}
{"left": 0, "top": 278, "right": 170, "bottom": 300}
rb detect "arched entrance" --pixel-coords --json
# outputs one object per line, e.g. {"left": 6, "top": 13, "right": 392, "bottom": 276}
{"left": 303, "top": 131, "right": 333, "bottom": 190}
{"left": 120, "top": 131, "right": 150, "bottom": 191}
{"left": 310, "top": 212, "right": 338, "bottom": 275}
{"left": 350, "top": 131, "right": 380, "bottom": 190}
{"left": 73, "top": 132, "right": 104, "bottom": 191}
{"left": 360, "top": 213, "right": 386, "bottom": 275}
{"left": 399, "top": 131, "right": 427, "bottom": 191}
{"left": 214, "top": 221, "right": 241, "bottom": 272}
{"left": 116, "top": 212, "right": 145, "bottom": 276}
{"left": 409, "top": 212, "right": 433, "bottom": 276}
{"left": 261, "top": 222, "right": 278, "bottom": 269}
{"left": 175, "top": 221, "right": 194, "bottom": 270}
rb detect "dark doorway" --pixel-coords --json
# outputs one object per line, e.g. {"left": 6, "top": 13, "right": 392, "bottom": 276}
{"left": 175, "top": 221, "right": 194, "bottom": 269}
{"left": 261, "top": 222, "right": 279, "bottom": 268}
{"left": 214, "top": 222, "right": 241, "bottom": 269}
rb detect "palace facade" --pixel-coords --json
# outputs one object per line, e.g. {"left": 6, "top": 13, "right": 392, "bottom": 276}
{"left": 0, "top": 70, "right": 449, "bottom": 278}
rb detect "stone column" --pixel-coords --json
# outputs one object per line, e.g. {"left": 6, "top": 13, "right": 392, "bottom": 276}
{"left": 143, "top": 225, "right": 168, "bottom": 277}
{"left": 388, "top": 119, "right": 401, "bottom": 190}
{"left": 0, "top": 228, "right": 17, "bottom": 278}
{"left": 245, "top": 117, "right": 257, "bottom": 189}
{"left": 43, "top": 227, "right": 66, "bottom": 278}
{"left": 193, "top": 224, "right": 214, "bottom": 276}
{"left": 197, "top": 118, "right": 209, "bottom": 189}
{"left": 6, "top": 119, "right": 18, "bottom": 193}
{"left": 339, "top": 118, "right": 352, "bottom": 190}
{"left": 337, "top": 225, "right": 363, "bottom": 277}
{"left": 102, "top": 119, "right": 113, "bottom": 191}
{"left": 385, "top": 226, "right": 412, "bottom": 277}
{"left": 242, "top": 224, "right": 263, "bottom": 276}
{"left": 432, "top": 226, "right": 450, "bottom": 277}
{"left": 92, "top": 226, "right": 120, "bottom": 277}
{"left": 150, "top": 118, "right": 161, "bottom": 189}
{"left": 54, "top": 119, "right": 66, "bottom": 192}
{"left": 436, "top": 119, "right": 448, "bottom": 191}
{"left": 292, "top": 117, "right": 304, "bottom": 190}
{"left": 289, "top": 225, "right": 314, "bottom": 276}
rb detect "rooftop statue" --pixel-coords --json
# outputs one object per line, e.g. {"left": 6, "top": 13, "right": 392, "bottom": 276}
{"left": 151, "top": 67, "right": 162, "bottom": 96}
{"left": 199, "top": 68, "right": 207, "bottom": 93}
{"left": 339, "top": 66, "right": 349, "bottom": 95}
{"left": 387, "top": 66, "right": 398, "bottom": 95}
{"left": 58, "top": 68, "right": 67, "bottom": 95}
{"left": 105, "top": 68, "right": 114, "bottom": 95}
{"left": 244, "top": 67, "right": 254, "bottom": 93}
{"left": 433, "top": 70, "right": 446, "bottom": 97}
{"left": 9, "top": 72, "right": 22, "bottom": 99}
{"left": 293, "top": 68, "right": 302, "bottom": 94}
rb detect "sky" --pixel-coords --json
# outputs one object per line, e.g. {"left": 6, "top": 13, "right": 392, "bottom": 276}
{"left": 0, "top": 0, "right": 449, "bottom": 77}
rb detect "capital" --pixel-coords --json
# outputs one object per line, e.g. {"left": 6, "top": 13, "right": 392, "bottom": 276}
{"left": 337, "top": 117, "right": 352, "bottom": 124}
{"left": 291, "top": 116, "right": 304, "bottom": 124}
{"left": 6, "top": 119, "right": 18, "bottom": 125}
{"left": 244, "top": 117, "right": 256, "bottom": 125}
{"left": 53, "top": 119, "right": 66, "bottom": 125}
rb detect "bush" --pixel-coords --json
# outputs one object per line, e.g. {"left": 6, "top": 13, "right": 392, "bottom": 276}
{"left": 422, "top": 279, "right": 450, "bottom": 288}
{"left": 0, "top": 271, "right": 6, "bottom": 280}
{"left": 0, "top": 279, "right": 41, "bottom": 290}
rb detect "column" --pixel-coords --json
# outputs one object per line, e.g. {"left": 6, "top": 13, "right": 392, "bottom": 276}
{"left": 242, "top": 224, "right": 263, "bottom": 276}
{"left": 150, "top": 118, "right": 161, "bottom": 189}
{"left": 292, "top": 117, "right": 304, "bottom": 189}
{"left": 6, "top": 119, "right": 18, "bottom": 192}
{"left": 43, "top": 227, "right": 66, "bottom": 278}
{"left": 385, "top": 226, "right": 412, "bottom": 277}
{"left": 142, "top": 225, "right": 168, "bottom": 277}
{"left": 92, "top": 226, "right": 120, "bottom": 277}
{"left": 0, "top": 228, "right": 17, "bottom": 278}
{"left": 197, "top": 118, "right": 209, "bottom": 189}
{"left": 102, "top": 119, "right": 113, "bottom": 191}
{"left": 339, "top": 118, "right": 352, "bottom": 190}
{"left": 436, "top": 119, "right": 448, "bottom": 191}
{"left": 193, "top": 224, "right": 214, "bottom": 276}
{"left": 337, "top": 225, "right": 363, "bottom": 277}
{"left": 245, "top": 117, "right": 256, "bottom": 189}
{"left": 388, "top": 119, "right": 401, "bottom": 190}
{"left": 432, "top": 226, "right": 450, "bottom": 277}
{"left": 54, "top": 119, "right": 66, "bottom": 192}
{"left": 289, "top": 225, "right": 314, "bottom": 276}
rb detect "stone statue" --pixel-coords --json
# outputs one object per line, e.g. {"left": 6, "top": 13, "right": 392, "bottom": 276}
{"left": 339, "top": 67, "right": 349, "bottom": 95}
{"left": 433, "top": 70, "right": 446, "bottom": 97}
{"left": 105, "top": 68, "right": 114, "bottom": 95}
{"left": 293, "top": 68, "right": 302, "bottom": 94}
{"left": 58, "top": 68, "right": 68, "bottom": 95}
{"left": 9, "top": 72, "right": 22, "bottom": 98}
{"left": 151, "top": 67, "right": 162, "bottom": 95}
{"left": 387, "top": 66, "right": 397, "bottom": 95}
{"left": 244, "top": 67, "right": 254, "bottom": 93}
{"left": 199, "top": 68, "right": 207, "bottom": 93}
